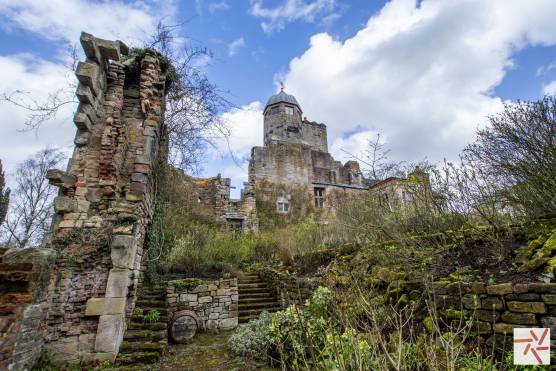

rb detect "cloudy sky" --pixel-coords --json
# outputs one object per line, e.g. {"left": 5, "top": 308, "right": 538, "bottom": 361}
{"left": 1, "top": 0, "right": 556, "bottom": 197}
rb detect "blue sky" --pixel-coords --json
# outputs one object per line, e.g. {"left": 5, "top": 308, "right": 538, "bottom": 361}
{"left": 1, "top": 0, "right": 556, "bottom": 198}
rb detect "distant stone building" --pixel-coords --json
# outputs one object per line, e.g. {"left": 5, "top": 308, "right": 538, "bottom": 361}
{"left": 193, "top": 88, "right": 431, "bottom": 232}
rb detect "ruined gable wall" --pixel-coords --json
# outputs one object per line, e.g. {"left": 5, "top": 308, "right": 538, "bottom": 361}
{"left": 302, "top": 120, "right": 328, "bottom": 153}
{"left": 44, "top": 33, "right": 168, "bottom": 364}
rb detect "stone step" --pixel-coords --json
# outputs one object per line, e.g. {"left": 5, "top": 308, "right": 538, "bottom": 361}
{"left": 130, "top": 315, "right": 169, "bottom": 324}
{"left": 134, "top": 307, "right": 169, "bottom": 316}
{"left": 136, "top": 299, "right": 167, "bottom": 307}
{"left": 238, "top": 282, "right": 268, "bottom": 288}
{"left": 239, "top": 302, "right": 280, "bottom": 310}
{"left": 127, "top": 322, "right": 167, "bottom": 331}
{"left": 119, "top": 341, "right": 167, "bottom": 353}
{"left": 123, "top": 329, "right": 167, "bottom": 342}
{"left": 239, "top": 287, "right": 273, "bottom": 294}
{"left": 238, "top": 278, "right": 264, "bottom": 283}
{"left": 238, "top": 291, "right": 275, "bottom": 298}
{"left": 238, "top": 307, "right": 280, "bottom": 317}
{"left": 116, "top": 351, "right": 162, "bottom": 365}
{"left": 239, "top": 296, "right": 277, "bottom": 303}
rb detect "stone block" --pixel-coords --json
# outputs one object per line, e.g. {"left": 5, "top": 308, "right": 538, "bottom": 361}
{"left": 75, "top": 61, "right": 102, "bottom": 96}
{"left": 209, "top": 313, "right": 219, "bottom": 320}
{"left": 474, "top": 309, "right": 500, "bottom": 323}
{"left": 470, "top": 282, "right": 486, "bottom": 294}
{"left": 542, "top": 295, "right": 556, "bottom": 305}
{"left": 462, "top": 294, "right": 481, "bottom": 310}
{"left": 111, "top": 235, "right": 137, "bottom": 269}
{"left": 85, "top": 297, "right": 126, "bottom": 316}
{"left": 472, "top": 321, "right": 491, "bottom": 334}
{"left": 105, "top": 269, "right": 130, "bottom": 298}
{"left": 48, "top": 338, "right": 79, "bottom": 363}
{"left": 76, "top": 83, "right": 95, "bottom": 105}
{"left": 507, "top": 301, "right": 546, "bottom": 313}
{"left": 74, "top": 130, "right": 90, "bottom": 147}
{"left": 482, "top": 297, "right": 504, "bottom": 311}
{"left": 526, "top": 283, "right": 556, "bottom": 294}
{"left": 53, "top": 196, "right": 77, "bottom": 213}
{"left": 94, "top": 314, "right": 125, "bottom": 354}
{"left": 486, "top": 283, "right": 513, "bottom": 295}
{"left": 46, "top": 169, "right": 76, "bottom": 189}
{"left": 199, "top": 296, "right": 212, "bottom": 304}
{"left": 96, "top": 38, "right": 121, "bottom": 60}
{"left": 80, "top": 32, "right": 102, "bottom": 63}
{"left": 505, "top": 293, "right": 540, "bottom": 301}
{"left": 500, "top": 311, "right": 537, "bottom": 325}
{"left": 493, "top": 323, "right": 520, "bottom": 334}
{"left": 219, "top": 318, "right": 238, "bottom": 330}
{"left": 180, "top": 294, "right": 197, "bottom": 302}
{"left": 73, "top": 112, "right": 92, "bottom": 131}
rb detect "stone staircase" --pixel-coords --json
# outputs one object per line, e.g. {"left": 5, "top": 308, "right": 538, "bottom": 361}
{"left": 116, "top": 286, "right": 168, "bottom": 366}
{"left": 238, "top": 273, "right": 280, "bottom": 323}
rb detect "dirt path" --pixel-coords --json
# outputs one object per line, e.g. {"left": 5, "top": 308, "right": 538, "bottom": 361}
{"left": 140, "top": 331, "right": 272, "bottom": 371}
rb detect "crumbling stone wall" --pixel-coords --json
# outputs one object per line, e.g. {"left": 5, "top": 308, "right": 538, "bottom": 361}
{"left": 0, "top": 247, "right": 56, "bottom": 370}
{"left": 43, "top": 32, "right": 168, "bottom": 364}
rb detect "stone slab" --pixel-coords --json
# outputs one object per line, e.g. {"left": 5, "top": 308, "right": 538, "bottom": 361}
{"left": 94, "top": 314, "right": 125, "bottom": 354}
{"left": 105, "top": 269, "right": 130, "bottom": 298}
{"left": 85, "top": 297, "right": 126, "bottom": 316}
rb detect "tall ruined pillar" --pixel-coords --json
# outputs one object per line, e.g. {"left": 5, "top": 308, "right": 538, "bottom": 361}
{"left": 44, "top": 32, "right": 167, "bottom": 364}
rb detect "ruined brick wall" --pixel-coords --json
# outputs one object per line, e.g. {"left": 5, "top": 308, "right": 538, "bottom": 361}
{"left": 43, "top": 32, "right": 168, "bottom": 364}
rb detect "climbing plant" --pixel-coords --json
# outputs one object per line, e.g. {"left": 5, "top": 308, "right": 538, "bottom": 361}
{"left": 0, "top": 160, "right": 9, "bottom": 226}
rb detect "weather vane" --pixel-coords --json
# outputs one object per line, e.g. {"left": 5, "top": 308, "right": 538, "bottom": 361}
{"left": 280, "top": 81, "right": 284, "bottom": 91}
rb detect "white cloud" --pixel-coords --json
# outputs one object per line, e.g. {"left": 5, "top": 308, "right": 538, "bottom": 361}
{"left": 209, "top": 1, "right": 230, "bottom": 13}
{"left": 250, "top": 0, "right": 337, "bottom": 33}
{"left": 0, "top": 55, "right": 76, "bottom": 186}
{"left": 543, "top": 80, "right": 556, "bottom": 95}
{"left": 0, "top": 0, "right": 176, "bottom": 45}
{"left": 278, "top": 0, "right": 556, "bottom": 166}
{"left": 228, "top": 37, "right": 246, "bottom": 57}
{"left": 217, "top": 101, "right": 263, "bottom": 159}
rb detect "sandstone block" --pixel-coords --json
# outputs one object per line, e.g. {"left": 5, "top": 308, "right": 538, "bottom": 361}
{"left": 111, "top": 235, "right": 137, "bottom": 269}
{"left": 76, "top": 61, "right": 102, "bottom": 96}
{"left": 53, "top": 196, "right": 77, "bottom": 213}
{"left": 85, "top": 297, "right": 126, "bottom": 316}
{"left": 462, "top": 294, "right": 481, "bottom": 310}
{"left": 507, "top": 301, "right": 546, "bottom": 313}
{"left": 95, "top": 38, "right": 121, "bottom": 60}
{"left": 105, "top": 269, "right": 130, "bottom": 298}
{"left": 76, "top": 83, "right": 95, "bottom": 105}
{"left": 80, "top": 32, "right": 102, "bottom": 63}
{"left": 505, "top": 293, "right": 540, "bottom": 301}
{"left": 500, "top": 311, "right": 537, "bottom": 325}
{"left": 94, "top": 314, "right": 125, "bottom": 354}
{"left": 470, "top": 282, "right": 486, "bottom": 294}
{"left": 473, "top": 321, "right": 491, "bottom": 334}
{"left": 74, "top": 130, "right": 90, "bottom": 147}
{"left": 486, "top": 283, "right": 513, "bottom": 295}
{"left": 73, "top": 112, "right": 92, "bottom": 131}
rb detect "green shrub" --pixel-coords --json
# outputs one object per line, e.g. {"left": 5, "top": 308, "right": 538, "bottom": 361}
{"left": 143, "top": 309, "right": 160, "bottom": 323}
{"left": 228, "top": 311, "right": 275, "bottom": 359}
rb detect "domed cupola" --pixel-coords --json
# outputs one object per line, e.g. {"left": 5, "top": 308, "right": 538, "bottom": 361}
{"left": 264, "top": 86, "right": 302, "bottom": 114}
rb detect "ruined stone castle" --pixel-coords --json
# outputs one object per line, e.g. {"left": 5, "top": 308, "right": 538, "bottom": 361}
{"left": 191, "top": 88, "right": 431, "bottom": 232}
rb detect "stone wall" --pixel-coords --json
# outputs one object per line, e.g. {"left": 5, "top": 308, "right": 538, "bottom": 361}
{"left": 166, "top": 278, "right": 239, "bottom": 331}
{"left": 43, "top": 32, "right": 168, "bottom": 364}
{"left": 431, "top": 281, "right": 556, "bottom": 347}
{"left": 0, "top": 248, "right": 56, "bottom": 370}
{"left": 257, "top": 267, "right": 315, "bottom": 308}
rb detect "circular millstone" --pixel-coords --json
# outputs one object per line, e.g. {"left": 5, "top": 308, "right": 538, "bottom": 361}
{"left": 169, "top": 313, "right": 198, "bottom": 343}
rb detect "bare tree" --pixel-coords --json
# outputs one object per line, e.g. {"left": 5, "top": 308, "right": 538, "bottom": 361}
{"left": 0, "top": 44, "right": 79, "bottom": 131}
{"left": 2, "top": 148, "right": 65, "bottom": 248}
{"left": 145, "top": 21, "right": 232, "bottom": 172}
{"left": 0, "top": 160, "right": 9, "bottom": 225}
{"left": 463, "top": 96, "right": 556, "bottom": 217}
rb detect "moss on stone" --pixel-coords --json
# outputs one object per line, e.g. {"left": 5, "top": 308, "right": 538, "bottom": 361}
{"left": 423, "top": 316, "right": 435, "bottom": 333}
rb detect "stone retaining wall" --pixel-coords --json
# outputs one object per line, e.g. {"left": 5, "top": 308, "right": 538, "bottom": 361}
{"left": 257, "top": 267, "right": 315, "bottom": 308}
{"left": 166, "top": 278, "right": 239, "bottom": 331}
{"left": 432, "top": 282, "right": 556, "bottom": 341}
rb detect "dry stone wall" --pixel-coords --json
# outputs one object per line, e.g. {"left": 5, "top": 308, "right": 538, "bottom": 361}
{"left": 166, "top": 278, "right": 239, "bottom": 331}
{"left": 43, "top": 32, "right": 168, "bottom": 364}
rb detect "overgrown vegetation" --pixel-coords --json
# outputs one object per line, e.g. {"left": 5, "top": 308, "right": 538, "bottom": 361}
{"left": 0, "top": 160, "right": 9, "bottom": 226}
